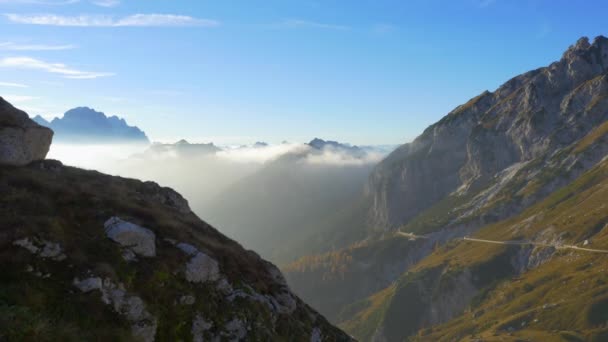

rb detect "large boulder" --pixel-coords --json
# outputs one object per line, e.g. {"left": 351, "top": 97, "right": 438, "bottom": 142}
{"left": 185, "top": 252, "right": 220, "bottom": 283}
{"left": 0, "top": 96, "right": 53, "bottom": 166}
{"left": 104, "top": 217, "right": 156, "bottom": 257}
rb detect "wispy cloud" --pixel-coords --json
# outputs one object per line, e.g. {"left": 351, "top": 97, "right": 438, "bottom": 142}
{"left": 3, "top": 94, "right": 37, "bottom": 103}
{"left": 0, "top": 56, "right": 114, "bottom": 79}
{"left": 0, "top": 41, "right": 75, "bottom": 51}
{"left": 91, "top": 0, "right": 119, "bottom": 7}
{"left": 0, "top": 0, "right": 79, "bottom": 4}
{"left": 0, "top": 81, "right": 27, "bottom": 87}
{"left": 277, "top": 19, "right": 349, "bottom": 31}
{"left": 4, "top": 13, "right": 220, "bottom": 27}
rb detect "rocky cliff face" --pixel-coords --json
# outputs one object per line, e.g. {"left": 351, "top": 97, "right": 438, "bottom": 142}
{"left": 0, "top": 96, "right": 53, "bottom": 166}
{"left": 367, "top": 36, "right": 608, "bottom": 230}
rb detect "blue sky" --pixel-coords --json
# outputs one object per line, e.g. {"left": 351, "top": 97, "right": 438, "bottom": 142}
{"left": 0, "top": 0, "right": 606, "bottom": 145}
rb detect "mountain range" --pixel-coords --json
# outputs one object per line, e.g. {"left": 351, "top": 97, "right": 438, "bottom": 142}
{"left": 284, "top": 35, "right": 608, "bottom": 341}
{"left": 33, "top": 107, "right": 149, "bottom": 144}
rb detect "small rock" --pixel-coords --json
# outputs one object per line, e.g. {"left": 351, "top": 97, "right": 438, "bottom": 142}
{"left": 192, "top": 314, "right": 213, "bottom": 342}
{"left": 223, "top": 318, "right": 247, "bottom": 340}
{"left": 74, "top": 277, "right": 103, "bottom": 293}
{"left": 39, "top": 241, "right": 66, "bottom": 261}
{"left": 273, "top": 291, "right": 297, "bottom": 314}
{"left": 104, "top": 217, "right": 156, "bottom": 257}
{"left": 13, "top": 238, "right": 39, "bottom": 254}
{"left": 310, "top": 327, "right": 323, "bottom": 342}
{"left": 179, "top": 295, "right": 196, "bottom": 305}
{"left": 216, "top": 278, "right": 234, "bottom": 294}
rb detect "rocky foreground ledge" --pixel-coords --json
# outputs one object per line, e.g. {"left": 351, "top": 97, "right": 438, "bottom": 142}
{"left": 0, "top": 98, "right": 352, "bottom": 341}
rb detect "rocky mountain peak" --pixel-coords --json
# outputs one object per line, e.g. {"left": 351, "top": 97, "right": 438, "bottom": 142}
{"left": 367, "top": 35, "right": 608, "bottom": 230}
{"left": 38, "top": 106, "right": 149, "bottom": 144}
{"left": 559, "top": 35, "right": 608, "bottom": 79}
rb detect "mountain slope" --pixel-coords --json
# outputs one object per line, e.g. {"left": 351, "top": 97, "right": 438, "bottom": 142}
{"left": 367, "top": 35, "right": 608, "bottom": 232}
{"left": 284, "top": 35, "right": 608, "bottom": 341}
{"left": 345, "top": 156, "right": 608, "bottom": 341}
{"left": 0, "top": 100, "right": 351, "bottom": 341}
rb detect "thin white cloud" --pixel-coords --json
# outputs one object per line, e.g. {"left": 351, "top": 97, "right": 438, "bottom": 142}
{"left": 91, "top": 0, "right": 119, "bottom": 7}
{"left": 0, "top": 0, "right": 79, "bottom": 4}
{"left": 3, "top": 94, "right": 37, "bottom": 103}
{"left": 5, "top": 13, "right": 220, "bottom": 27}
{"left": 0, "top": 41, "right": 75, "bottom": 51}
{"left": 0, "top": 56, "right": 114, "bottom": 79}
{"left": 277, "top": 19, "right": 349, "bottom": 31}
{"left": 0, "top": 81, "right": 27, "bottom": 87}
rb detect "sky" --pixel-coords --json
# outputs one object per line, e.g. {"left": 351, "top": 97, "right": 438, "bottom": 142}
{"left": 0, "top": 0, "right": 606, "bottom": 145}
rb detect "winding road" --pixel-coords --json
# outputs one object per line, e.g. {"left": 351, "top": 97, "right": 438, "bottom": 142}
{"left": 396, "top": 231, "right": 608, "bottom": 254}
{"left": 462, "top": 237, "right": 608, "bottom": 254}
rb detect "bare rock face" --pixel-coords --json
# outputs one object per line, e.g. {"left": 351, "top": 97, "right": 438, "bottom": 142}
{"left": 0, "top": 96, "right": 53, "bottom": 166}
{"left": 366, "top": 35, "right": 608, "bottom": 230}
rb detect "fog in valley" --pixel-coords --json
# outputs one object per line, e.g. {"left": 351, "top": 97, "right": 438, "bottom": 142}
{"left": 48, "top": 140, "right": 393, "bottom": 264}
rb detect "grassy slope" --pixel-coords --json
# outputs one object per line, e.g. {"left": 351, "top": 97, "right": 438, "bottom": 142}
{"left": 341, "top": 157, "right": 608, "bottom": 341}
{"left": 0, "top": 161, "right": 347, "bottom": 341}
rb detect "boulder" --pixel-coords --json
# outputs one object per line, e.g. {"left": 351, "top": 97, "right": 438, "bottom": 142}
{"left": 104, "top": 217, "right": 156, "bottom": 257}
{"left": 0, "top": 97, "right": 53, "bottom": 166}
{"left": 185, "top": 252, "right": 220, "bottom": 283}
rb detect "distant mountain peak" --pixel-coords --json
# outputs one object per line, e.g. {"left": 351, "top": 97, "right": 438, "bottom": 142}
{"left": 36, "top": 107, "right": 149, "bottom": 144}
{"left": 32, "top": 115, "right": 50, "bottom": 126}
{"left": 308, "top": 138, "right": 358, "bottom": 151}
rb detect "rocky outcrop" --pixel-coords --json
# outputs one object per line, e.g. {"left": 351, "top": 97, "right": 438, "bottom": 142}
{"left": 0, "top": 96, "right": 53, "bottom": 166}
{"left": 140, "top": 181, "right": 191, "bottom": 214}
{"left": 74, "top": 276, "right": 157, "bottom": 342}
{"left": 13, "top": 237, "right": 66, "bottom": 261}
{"left": 104, "top": 217, "right": 156, "bottom": 257}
